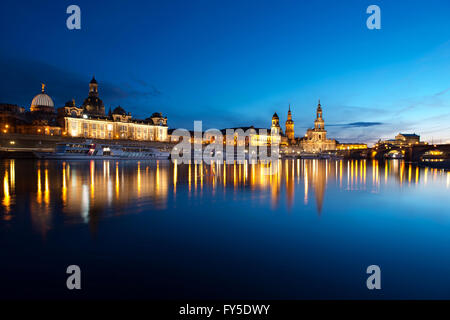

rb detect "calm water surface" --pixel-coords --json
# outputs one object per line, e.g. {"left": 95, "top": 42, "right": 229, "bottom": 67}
{"left": 1, "top": 159, "right": 450, "bottom": 299}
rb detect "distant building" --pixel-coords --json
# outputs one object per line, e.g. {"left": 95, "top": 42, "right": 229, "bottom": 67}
{"left": 58, "top": 78, "right": 168, "bottom": 141}
{"left": 218, "top": 126, "right": 279, "bottom": 146}
{"left": 270, "top": 113, "right": 282, "bottom": 135}
{"left": 300, "top": 100, "right": 336, "bottom": 152}
{"left": 270, "top": 113, "right": 284, "bottom": 145}
{"left": 82, "top": 76, "right": 105, "bottom": 116}
{"left": 15, "top": 83, "right": 62, "bottom": 135}
{"left": 219, "top": 112, "right": 288, "bottom": 146}
{"left": 376, "top": 133, "right": 425, "bottom": 147}
{"left": 395, "top": 133, "right": 421, "bottom": 145}
{"left": 336, "top": 143, "right": 368, "bottom": 150}
{"left": 0, "top": 76, "right": 169, "bottom": 142}
{"left": 0, "top": 104, "right": 26, "bottom": 133}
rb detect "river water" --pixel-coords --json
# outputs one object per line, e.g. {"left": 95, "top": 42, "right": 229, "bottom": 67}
{"left": 0, "top": 159, "right": 449, "bottom": 299}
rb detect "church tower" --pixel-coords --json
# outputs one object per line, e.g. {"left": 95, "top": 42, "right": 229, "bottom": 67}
{"left": 271, "top": 112, "right": 282, "bottom": 135}
{"left": 89, "top": 76, "right": 99, "bottom": 97}
{"left": 300, "top": 99, "right": 336, "bottom": 153}
{"left": 314, "top": 99, "right": 325, "bottom": 130}
{"left": 285, "top": 104, "right": 295, "bottom": 142}
{"left": 82, "top": 75, "right": 105, "bottom": 116}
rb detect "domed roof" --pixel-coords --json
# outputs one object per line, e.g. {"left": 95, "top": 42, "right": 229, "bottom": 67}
{"left": 112, "top": 106, "right": 127, "bottom": 115}
{"left": 151, "top": 112, "right": 163, "bottom": 118}
{"left": 30, "top": 84, "right": 55, "bottom": 112}
{"left": 31, "top": 94, "right": 54, "bottom": 108}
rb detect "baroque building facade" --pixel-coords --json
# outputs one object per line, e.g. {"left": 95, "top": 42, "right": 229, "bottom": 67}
{"left": 217, "top": 113, "right": 287, "bottom": 147}
{"left": 375, "top": 133, "right": 425, "bottom": 148}
{"left": 0, "top": 77, "right": 168, "bottom": 142}
{"left": 300, "top": 100, "right": 336, "bottom": 152}
{"left": 59, "top": 77, "right": 168, "bottom": 141}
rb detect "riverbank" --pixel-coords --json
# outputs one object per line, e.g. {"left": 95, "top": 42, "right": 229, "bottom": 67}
{"left": 0, "top": 133, "right": 175, "bottom": 158}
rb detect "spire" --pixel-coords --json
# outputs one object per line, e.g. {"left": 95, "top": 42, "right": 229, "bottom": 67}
{"left": 90, "top": 75, "right": 98, "bottom": 84}
{"left": 41, "top": 83, "right": 46, "bottom": 93}
{"left": 287, "top": 104, "right": 292, "bottom": 121}
{"left": 316, "top": 99, "right": 323, "bottom": 121}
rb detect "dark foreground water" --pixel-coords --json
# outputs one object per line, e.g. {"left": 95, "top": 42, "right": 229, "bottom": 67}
{"left": 0, "top": 159, "right": 449, "bottom": 299}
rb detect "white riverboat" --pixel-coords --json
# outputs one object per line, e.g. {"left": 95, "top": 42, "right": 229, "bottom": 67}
{"left": 34, "top": 142, "right": 170, "bottom": 160}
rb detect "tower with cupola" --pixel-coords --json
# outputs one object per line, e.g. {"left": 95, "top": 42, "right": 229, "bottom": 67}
{"left": 285, "top": 104, "right": 295, "bottom": 143}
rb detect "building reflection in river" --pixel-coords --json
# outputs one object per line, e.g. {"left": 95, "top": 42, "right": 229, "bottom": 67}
{"left": 0, "top": 159, "right": 449, "bottom": 236}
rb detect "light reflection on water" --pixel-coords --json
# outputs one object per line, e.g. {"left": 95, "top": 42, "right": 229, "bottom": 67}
{"left": 1, "top": 159, "right": 449, "bottom": 235}
{"left": 1, "top": 158, "right": 450, "bottom": 299}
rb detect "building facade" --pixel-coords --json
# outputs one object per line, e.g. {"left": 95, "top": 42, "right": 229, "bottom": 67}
{"left": 0, "top": 76, "right": 168, "bottom": 142}
{"left": 0, "top": 104, "right": 26, "bottom": 134}
{"left": 62, "top": 108, "right": 167, "bottom": 141}
{"left": 300, "top": 100, "right": 336, "bottom": 152}
{"left": 394, "top": 133, "right": 421, "bottom": 145}
{"left": 336, "top": 143, "right": 368, "bottom": 150}
{"left": 376, "top": 133, "right": 425, "bottom": 147}
{"left": 8, "top": 83, "right": 62, "bottom": 136}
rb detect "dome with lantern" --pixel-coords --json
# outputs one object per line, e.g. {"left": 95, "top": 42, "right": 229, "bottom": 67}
{"left": 30, "top": 83, "right": 55, "bottom": 113}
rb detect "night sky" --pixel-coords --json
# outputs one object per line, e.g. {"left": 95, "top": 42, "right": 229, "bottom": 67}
{"left": 1, "top": 0, "right": 449, "bottom": 144}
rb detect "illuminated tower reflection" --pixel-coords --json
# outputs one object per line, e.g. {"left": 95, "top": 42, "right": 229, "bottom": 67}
{"left": 1, "top": 159, "right": 449, "bottom": 236}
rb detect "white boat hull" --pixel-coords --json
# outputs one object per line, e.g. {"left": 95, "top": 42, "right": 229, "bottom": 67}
{"left": 34, "top": 152, "right": 170, "bottom": 160}
{"left": 33, "top": 141, "right": 170, "bottom": 160}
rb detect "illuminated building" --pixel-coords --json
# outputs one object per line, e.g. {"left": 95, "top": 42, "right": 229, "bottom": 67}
{"left": 0, "top": 104, "right": 26, "bottom": 133}
{"left": 271, "top": 113, "right": 282, "bottom": 136}
{"left": 285, "top": 105, "right": 295, "bottom": 143}
{"left": 58, "top": 77, "right": 168, "bottom": 141}
{"left": 220, "top": 113, "right": 285, "bottom": 147}
{"left": 376, "top": 133, "right": 426, "bottom": 147}
{"left": 336, "top": 143, "right": 368, "bottom": 150}
{"left": 218, "top": 127, "right": 272, "bottom": 146}
{"left": 0, "top": 76, "right": 168, "bottom": 142}
{"left": 300, "top": 100, "right": 336, "bottom": 152}
{"left": 13, "top": 84, "right": 62, "bottom": 135}
{"left": 61, "top": 107, "right": 168, "bottom": 141}
{"left": 395, "top": 133, "right": 420, "bottom": 145}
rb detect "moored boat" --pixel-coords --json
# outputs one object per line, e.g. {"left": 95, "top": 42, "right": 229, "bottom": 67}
{"left": 34, "top": 142, "right": 170, "bottom": 160}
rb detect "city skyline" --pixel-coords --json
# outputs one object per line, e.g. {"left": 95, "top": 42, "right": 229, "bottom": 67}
{"left": 2, "top": 0, "right": 450, "bottom": 303}
{"left": 1, "top": 0, "right": 450, "bottom": 144}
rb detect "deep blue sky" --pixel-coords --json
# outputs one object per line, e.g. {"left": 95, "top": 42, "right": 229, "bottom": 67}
{"left": 1, "top": 0, "right": 449, "bottom": 144}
